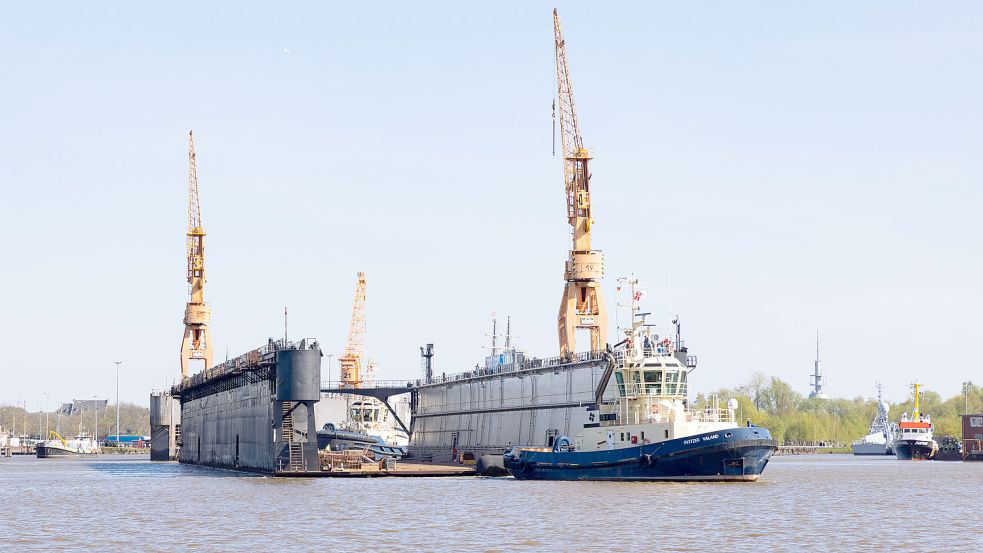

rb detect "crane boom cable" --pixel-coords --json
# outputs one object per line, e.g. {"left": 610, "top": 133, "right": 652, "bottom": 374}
{"left": 553, "top": 9, "right": 584, "bottom": 227}
{"left": 187, "top": 132, "right": 205, "bottom": 294}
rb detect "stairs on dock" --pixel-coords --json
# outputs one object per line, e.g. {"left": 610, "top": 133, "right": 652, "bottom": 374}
{"left": 281, "top": 401, "right": 305, "bottom": 472}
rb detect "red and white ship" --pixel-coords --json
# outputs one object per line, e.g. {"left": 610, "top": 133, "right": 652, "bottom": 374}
{"left": 894, "top": 383, "right": 938, "bottom": 461}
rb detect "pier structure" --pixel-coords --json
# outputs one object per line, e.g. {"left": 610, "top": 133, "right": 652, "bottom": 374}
{"left": 319, "top": 379, "right": 415, "bottom": 439}
{"left": 149, "top": 391, "right": 181, "bottom": 461}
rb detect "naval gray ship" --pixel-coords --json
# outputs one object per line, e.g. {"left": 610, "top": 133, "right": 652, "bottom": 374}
{"left": 851, "top": 384, "right": 896, "bottom": 455}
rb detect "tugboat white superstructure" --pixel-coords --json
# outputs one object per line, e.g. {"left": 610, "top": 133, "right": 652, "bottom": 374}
{"left": 503, "top": 278, "right": 777, "bottom": 481}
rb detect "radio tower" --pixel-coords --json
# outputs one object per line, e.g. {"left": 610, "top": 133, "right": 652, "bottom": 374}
{"left": 554, "top": 9, "right": 607, "bottom": 358}
{"left": 179, "top": 131, "right": 213, "bottom": 378}
{"left": 809, "top": 331, "right": 828, "bottom": 399}
{"left": 339, "top": 272, "right": 366, "bottom": 388}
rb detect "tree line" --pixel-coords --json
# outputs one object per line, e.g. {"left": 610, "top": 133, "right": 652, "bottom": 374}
{"left": 696, "top": 374, "right": 982, "bottom": 446}
{"left": 0, "top": 402, "right": 150, "bottom": 439}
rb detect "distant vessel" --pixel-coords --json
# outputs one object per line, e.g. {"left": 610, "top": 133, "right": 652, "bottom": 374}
{"left": 851, "top": 384, "right": 895, "bottom": 455}
{"left": 36, "top": 431, "right": 100, "bottom": 458}
{"left": 316, "top": 423, "right": 406, "bottom": 460}
{"left": 935, "top": 436, "right": 962, "bottom": 462}
{"left": 336, "top": 397, "right": 408, "bottom": 446}
{"left": 894, "top": 383, "right": 938, "bottom": 461}
{"left": 502, "top": 278, "right": 777, "bottom": 482}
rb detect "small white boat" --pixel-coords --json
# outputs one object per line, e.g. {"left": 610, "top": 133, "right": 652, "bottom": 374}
{"left": 36, "top": 431, "right": 100, "bottom": 458}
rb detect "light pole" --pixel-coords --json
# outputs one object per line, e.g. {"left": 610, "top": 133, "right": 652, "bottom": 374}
{"left": 42, "top": 393, "right": 50, "bottom": 439}
{"left": 963, "top": 381, "right": 971, "bottom": 415}
{"left": 115, "top": 361, "right": 122, "bottom": 445}
{"left": 327, "top": 354, "right": 334, "bottom": 385}
{"left": 92, "top": 395, "right": 99, "bottom": 445}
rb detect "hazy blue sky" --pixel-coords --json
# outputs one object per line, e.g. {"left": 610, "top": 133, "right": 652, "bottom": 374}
{"left": 1, "top": 2, "right": 980, "bottom": 409}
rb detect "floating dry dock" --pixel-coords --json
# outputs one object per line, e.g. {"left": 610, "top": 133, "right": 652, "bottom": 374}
{"left": 155, "top": 337, "right": 473, "bottom": 477}
{"left": 162, "top": 338, "right": 323, "bottom": 475}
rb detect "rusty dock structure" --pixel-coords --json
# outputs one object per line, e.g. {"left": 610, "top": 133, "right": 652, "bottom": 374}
{"left": 153, "top": 337, "right": 473, "bottom": 477}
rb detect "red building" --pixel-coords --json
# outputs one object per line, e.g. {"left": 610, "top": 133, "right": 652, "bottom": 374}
{"left": 963, "top": 414, "right": 983, "bottom": 461}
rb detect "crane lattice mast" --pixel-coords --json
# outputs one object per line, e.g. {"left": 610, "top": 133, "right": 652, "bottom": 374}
{"left": 554, "top": 9, "right": 607, "bottom": 358}
{"left": 180, "top": 131, "right": 213, "bottom": 378}
{"left": 339, "top": 272, "right": 366, "bottom": 388}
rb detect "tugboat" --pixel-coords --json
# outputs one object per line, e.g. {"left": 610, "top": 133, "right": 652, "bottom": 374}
{"left": 316, "top": 423, "right": 406, "bottom": 460}
{"left": 851, "top": 384, "right": 896, "bottom": 455}
{"left": 503, "top": 278, "right": 777, "bottom": 482}
{"left": 893, "top": 383, "right": 938, "bottom": 461}
{"left": 35, "top": 431, "right": 100, "bottom": 458}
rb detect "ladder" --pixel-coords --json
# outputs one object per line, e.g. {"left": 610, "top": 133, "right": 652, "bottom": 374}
{"left": 281, "top": 401, "right": 304, "bottom": 471}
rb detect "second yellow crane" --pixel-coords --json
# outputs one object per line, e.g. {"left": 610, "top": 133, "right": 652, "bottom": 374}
{"left": 179, "top": 131, "right": 213, "bottom": 378}
{"left": 338, "top": 272, "right": 366, "bottom": 387}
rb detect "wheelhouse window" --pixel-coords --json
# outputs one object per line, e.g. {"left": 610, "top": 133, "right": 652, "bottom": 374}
{"left": 643, "top": 370, "right": 663, "bottom": 395}
{"left": 665, "top": 371, "right": 681, "bottom": 395}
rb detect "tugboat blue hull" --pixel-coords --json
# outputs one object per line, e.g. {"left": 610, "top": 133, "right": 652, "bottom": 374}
{"left": 504, "top": 427, "right": 777, "bottom": 482}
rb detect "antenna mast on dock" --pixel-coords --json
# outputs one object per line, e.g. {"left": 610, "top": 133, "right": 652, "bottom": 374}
{"left": 553, "top": 9, "right": 607, "bottom": 358}
{"left": 179, "top": 131, "right": 213, "bottom": 378}
{"left": 339, "top": 272, "right": 366, "bottom": 388}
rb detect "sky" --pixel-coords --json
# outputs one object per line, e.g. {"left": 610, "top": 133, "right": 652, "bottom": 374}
{"left": 1, "top": 2, "right": 980, "bottom": 409}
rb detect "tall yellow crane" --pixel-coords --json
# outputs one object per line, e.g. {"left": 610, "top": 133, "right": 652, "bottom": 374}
{"left": 338, "top": 272, "right": 366, "bottom": 387}
{"left": 554, "top": 9, "right": 607, "bottom": 358}
{"left": 179, "top": 131, "right": 213, "bottom": 378}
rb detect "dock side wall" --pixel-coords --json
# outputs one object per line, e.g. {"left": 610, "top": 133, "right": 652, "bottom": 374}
{"left": 410, "top": 359, "right": 613, "bottom": 462}
{"left": 179, "top": 373, "right": 275, "bottom": 472}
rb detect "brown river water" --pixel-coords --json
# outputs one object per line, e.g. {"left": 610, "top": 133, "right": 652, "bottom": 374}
{"left": 0, "top": 454, "right": 979, "bottom": 552}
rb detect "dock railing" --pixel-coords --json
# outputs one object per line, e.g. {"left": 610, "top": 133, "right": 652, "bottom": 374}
{"left": 416, "top": 350, "right": 608, "bottom": 386}
{"left": 178, "top": 338, "right": 320, "bottom": 391}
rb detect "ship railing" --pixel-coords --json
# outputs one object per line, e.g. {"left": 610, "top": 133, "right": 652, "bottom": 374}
{"left": 620, "top": 383, "right": 689, "bottom": 399}
{"left": 686, "top": 408, "right": 735, "bottom": 423}
{"left": 414, "top": 350, "right": 609, "bottom": 386}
